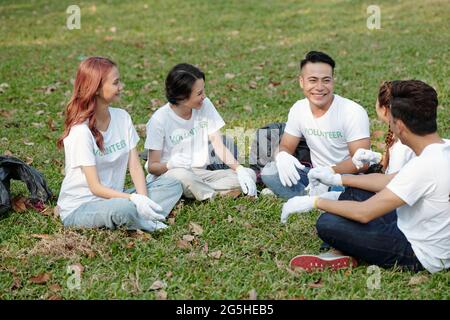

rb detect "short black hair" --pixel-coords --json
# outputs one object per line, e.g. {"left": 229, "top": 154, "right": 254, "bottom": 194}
{"left": 300, "top": 51, "right": 335, "bottom": 71}
{"left": 390, "top": 80, "right": 438, "bottom": 135}
{"left": 165, "top": 63, "right": 205, "bottom": 105}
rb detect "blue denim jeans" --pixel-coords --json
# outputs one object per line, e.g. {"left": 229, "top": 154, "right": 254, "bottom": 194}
{"left": 316, "top": 187, "right": 424, "bottom": 271}
{"left": 260, "top": 162, "right": 310, "bottom": 199}
{"left": 63, "top": 176, "right": 183, "bottom": 233}
{"left": 261, "top": 162, "right": 344, "bottom": 199}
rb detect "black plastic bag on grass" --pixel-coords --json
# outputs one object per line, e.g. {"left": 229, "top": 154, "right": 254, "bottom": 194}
{"left": 249, "top": 122, "right": 311, "bottom": 183}
{"left": 0, "top": 156, "right": 53, "bottom": 216}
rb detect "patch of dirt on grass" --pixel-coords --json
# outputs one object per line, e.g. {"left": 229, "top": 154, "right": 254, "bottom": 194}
{"left": 25, "top": 230, "right": 107, "bottom": 261}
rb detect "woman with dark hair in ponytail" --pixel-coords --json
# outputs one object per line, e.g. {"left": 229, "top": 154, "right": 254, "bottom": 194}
{"left": 56, "top": 57, "right": 182, "bottom": 232}
{"left": 351, "top": 81, "right": 415, "bottom": 174}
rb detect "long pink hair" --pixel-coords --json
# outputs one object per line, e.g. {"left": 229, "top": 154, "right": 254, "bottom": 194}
{"left": 57, "top": 56, "right": 117, "bottom": 151}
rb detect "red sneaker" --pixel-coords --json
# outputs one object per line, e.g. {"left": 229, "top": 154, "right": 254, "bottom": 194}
{"left": 289, "top": 254, "right": 358, "bottom": 272}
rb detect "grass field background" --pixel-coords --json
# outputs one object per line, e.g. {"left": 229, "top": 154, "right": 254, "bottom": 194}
{"left": 0, "top": 0, "right": 449, "bottom": 299}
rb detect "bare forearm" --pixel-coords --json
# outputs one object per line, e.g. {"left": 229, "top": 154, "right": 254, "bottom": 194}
{"left": 148, "top": 162, "right": 169, "bottom": 176}
{"left": 316, "top": 198, "right": 370, "bottom": 223}
{"left": 212, "top": 140, "right": 239, "bottom": 170}
{"left": 332, "top": 158, "right": 367, "bottom": 174}
{"left": 90, "top": 184, "right": 131, "bottom": 200}
{"left": 129, "top": 165, "right": 148, "bottom": 196}
{"left": 341, "top": 173, "right": 395, "bottom": 193}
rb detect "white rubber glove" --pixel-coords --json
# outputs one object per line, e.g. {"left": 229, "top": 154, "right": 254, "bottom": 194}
{"left": 129, "top": 193, "right": 165, "bottom": 221}
{"left": 236, "top": 166, "right": 257, "bottom": 196}
{"left": 352, "top": 148, "right": 382, "bottom": 170}
{"left": 275, "top": 151, "right": 305, "bottom": 187}
{"left": 280, "top": 191, "right": 341, "bottom": 224}
{"left": 166, "top": 152, "right": 192, "bottom": 170}
{"left": 307, "top": 166, "right": 342, "bottom": 187}
{"left": 305, "top": 182, "right": 329, "bottom": 196}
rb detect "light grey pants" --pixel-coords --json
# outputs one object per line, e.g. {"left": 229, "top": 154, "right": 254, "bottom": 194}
{"left": 160, "top": 168, "right": 255, "bottom": 201}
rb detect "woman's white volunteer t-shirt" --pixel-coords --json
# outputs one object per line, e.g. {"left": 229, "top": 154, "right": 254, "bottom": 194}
{"left": 387, "top": 141, "right": 450, "bottom": 273}
{"left": 145, "top": 97, "right": 225, "bottom": 169}
{"left": 284, "top": 94, "right": 370, "bottom": 168}
{"left": 385, "top": 139, "right": 415, "bottom": 174}
{"left": 57, "top": 108, "right": 139, "bottom": 221}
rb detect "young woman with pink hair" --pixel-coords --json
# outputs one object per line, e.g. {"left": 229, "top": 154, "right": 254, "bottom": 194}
{"left": 56, "top": 57, "right": 182, "bottom": 232}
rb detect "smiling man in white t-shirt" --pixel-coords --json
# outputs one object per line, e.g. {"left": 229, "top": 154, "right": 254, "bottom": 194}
{"left": 261, "top": 51, "right": 371, "bottom": 199}
{"left": 283, "top": 80, "right": 450, "bottom": 273}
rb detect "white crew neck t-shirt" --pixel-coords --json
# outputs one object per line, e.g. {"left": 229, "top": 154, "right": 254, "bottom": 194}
{"left": 57, "top": 108, "right": 139, "bottom": 221}
{"left": 284, "top": 94, "right": 370, "bottom": 168}
{"left": 385, "top": 139, "right": 415, "bottom": 174}
{"left": 387, "top": 141, "right": 450, "bottom": 273}
{"left": 145, "top": 97, "right": 225, "bottom": 169}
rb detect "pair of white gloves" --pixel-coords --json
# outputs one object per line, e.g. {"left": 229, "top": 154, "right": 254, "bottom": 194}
{"left": 280, "top": 148, "right": 382, "bottom": 224}
{"left": 306, "top": 148, "right": 382, "bottom": 189}
{"left": 275, "top": 148, "right": 381, "bottom": 188}
{"left": 167, "top": 153, "right": 257, "bottom": 197}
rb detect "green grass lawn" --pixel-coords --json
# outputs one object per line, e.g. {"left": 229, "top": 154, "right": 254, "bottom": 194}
{"left": 0, "top": 0, "right": 449, "bottom": 300}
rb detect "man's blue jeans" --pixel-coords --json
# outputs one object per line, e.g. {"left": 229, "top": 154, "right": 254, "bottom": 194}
{"left": 63, "top": 176, "right": 183, "bottom": 233}
{"left": 260, "top": 162, "right": 310, "bottom": 199}
{"left": 316, "top": 187, "right": 424, "bottom": 271}
{"left": 261, "top": 162, "right": 344, "bottom": 199}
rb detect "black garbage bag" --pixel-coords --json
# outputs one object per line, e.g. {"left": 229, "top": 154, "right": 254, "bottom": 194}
{"left": 139, "top": 135, "right": 238, "bottom": 171}
{"left": 0, "top": 156, "right": 53, "bottom": 216}
{"left": 249, "top": 122, "right": 311, "bottom": 182}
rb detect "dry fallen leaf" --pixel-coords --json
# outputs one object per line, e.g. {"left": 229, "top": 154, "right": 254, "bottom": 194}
{"left": 150, "top": 280, "right": 166, "bottom": 290}
{"left": 49, "top": 284, "right": 62, "bottom": 292}
{"left": 202, "top": 242, "right": 209, "bottom": 254}
{"left": 45, "top": 84, "right": 57, "bottom": 95}
{"left": 29, "top": 272, "right": 52, "bottom": 284}
{"left": 168, "top": 218, "right": 175, "bottom": 225}
{"left": 48, "top": 295, "right": 62, "bottom": 300}
{"left": 176, "top": 239, "right": 191, "bottom": 249}
{"left": 225, "top": 73, "right": 235, "bottom": 79}
{"left": 189, "top": 222, "right": 203, "bottom": 236}
{"left": 127, "top": 229, "right": 152, "bottom": 241}
{"left": 408, "top": 275, "right": 429, "bottom": 286}
{"left": 31, "top": 234, "right": 52, "bottom": 240}
{"left": 248, "top": 81, "right": 257, "bottom": 89}
{"left": 12, "top": 197, "right": 27, "bottom": 213}
{"left": 307, "top": 278, "right": 323, "bottom": 289}
{"left": 10, "top": 277, "right": 21, "bottom": 290}
{"left": 182, "top": 234, "right": 195, "bottom": 242}
{"left": 47, "top": 117, "right": 57, "bottom": 131}
{"left": 209, "top": 250, "right": 222, "bottom": 260}
{"left": 227, "top": 215, "right": 234, "bottom": 223}
{"left": 23, "top": 140, "right": 35, "bottom": 146}
{"left": 4, "top": 150, "right": 13, "bottom": 156}
{"left": 155, "top": 289, "right": 168, "bottom": 300}
{"left": 0, "top": 109, "right": 15, "bottom": 118}
{"left": 166, "top": 271, "right": 173, "bottom": 278}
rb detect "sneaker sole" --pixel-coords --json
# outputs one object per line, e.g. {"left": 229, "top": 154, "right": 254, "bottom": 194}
{"left": 289, "top": 254, "right": 357, "bottom": 272}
